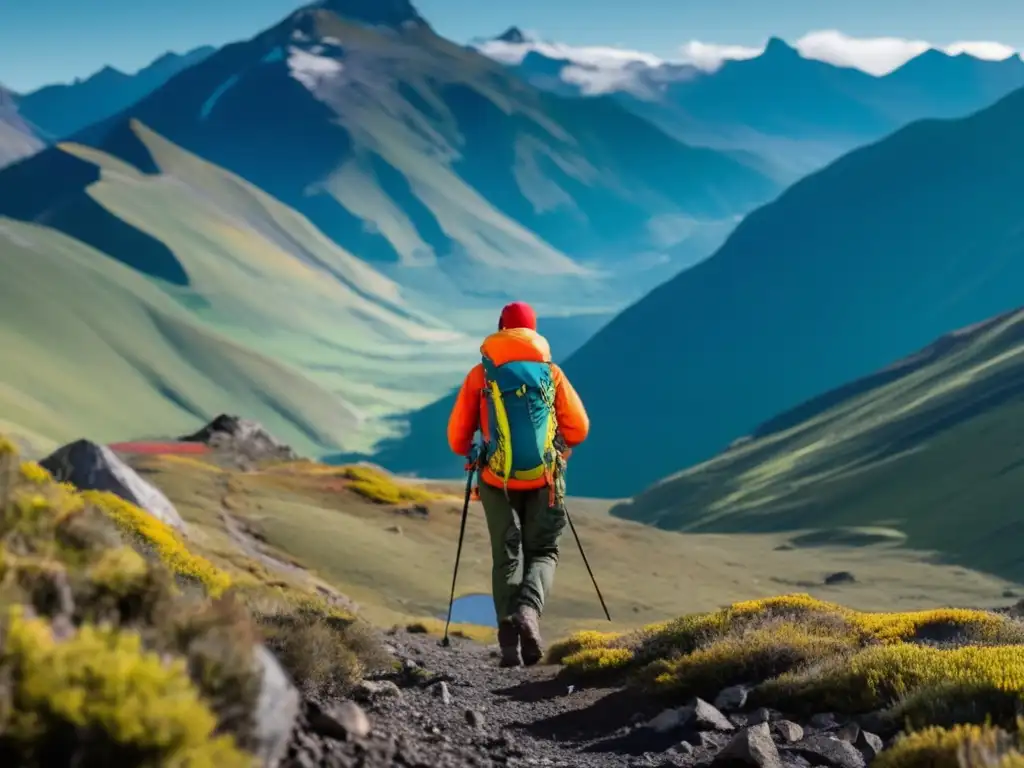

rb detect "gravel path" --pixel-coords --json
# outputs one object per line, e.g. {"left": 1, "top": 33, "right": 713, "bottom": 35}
{"left": 285, "top": 628, "right": 683, "bottom": 768}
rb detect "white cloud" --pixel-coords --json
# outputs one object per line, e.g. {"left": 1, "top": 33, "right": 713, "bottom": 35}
{"left": 677, "top": 41, "right": 762, "bottom": 71}
{"left": 477, "top": 38, "right": 662, "bottom": 69}
{"left": 475, "top": 30, "right": 1021, "bottom": 89}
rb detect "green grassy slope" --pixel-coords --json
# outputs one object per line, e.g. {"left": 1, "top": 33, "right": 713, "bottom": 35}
{"left": 611, "top": 308, "right": 1024, "bottom": 582}
{"left": 0, "top": 120, "right": 478, "bottom": 453}
{"left": 0, "top": 216, "right": 360, "bottom": 456}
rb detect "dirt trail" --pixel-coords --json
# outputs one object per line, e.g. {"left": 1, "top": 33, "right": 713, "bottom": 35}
{"left": 285, "top": 627, "right": 727, "bottom": 768}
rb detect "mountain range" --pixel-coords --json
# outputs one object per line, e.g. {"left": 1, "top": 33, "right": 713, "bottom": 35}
{"left": 2, "top": 0, "right": 781, "bottom": 324}
{"left": 0, "top": 0, "right": 780, "bottom": 454}
{"left": 15, "top": 46, "right": 216, "bottom": 141}
{"left": 481, "top": 33, "right": 1024, "bottom": 181}
{"left": 5, "top": 0, "right": 1024, "bottom": 509}
{"left": 554, "top": 80, "right": 1024, "bottom": 498}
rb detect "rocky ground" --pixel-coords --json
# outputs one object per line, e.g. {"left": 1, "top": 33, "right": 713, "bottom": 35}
{"left": 284, "top": 628, "right": 892, "bottom": 768}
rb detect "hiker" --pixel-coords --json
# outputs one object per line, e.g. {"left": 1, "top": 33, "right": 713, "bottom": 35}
{"left": 446, "top": 301, "right": 590, "bottom": 667}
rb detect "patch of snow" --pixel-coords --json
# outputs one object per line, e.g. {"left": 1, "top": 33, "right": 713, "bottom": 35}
{"left": 199, "top": 73, "right": 242, "bottom": 120}
{"left": 287, "top": 46, "right": 344, "bottom": 89}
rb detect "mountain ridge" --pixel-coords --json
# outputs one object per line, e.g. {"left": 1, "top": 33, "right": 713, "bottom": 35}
{"left": 554, "top": 81, "right": 1024, "bottom": 498}
{"left": 483, "top": 35, "right": 1024, "bottom": 180}
{"left": 17, "top": 46, "right": 216, "bottom": 140}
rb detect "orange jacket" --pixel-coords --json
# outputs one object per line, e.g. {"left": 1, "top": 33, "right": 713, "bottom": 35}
{"left": 447, "top": 328, "right": 590, "bottom": 490}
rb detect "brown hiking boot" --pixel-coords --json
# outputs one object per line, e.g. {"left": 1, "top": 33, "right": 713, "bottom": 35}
{"left": 497, "top": 619, "right": 521, "bottom": 668}
{"left": 514, "top": 605, "right": 544, "bottom": 666}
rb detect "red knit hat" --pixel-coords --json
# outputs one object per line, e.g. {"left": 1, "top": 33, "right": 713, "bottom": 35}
{"left": 498, "top": 301, "right": 537, "bottom": 331}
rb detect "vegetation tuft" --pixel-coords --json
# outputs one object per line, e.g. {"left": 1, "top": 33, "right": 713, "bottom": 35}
{"left": 549, "top": 594, "right": 1024, "bottom": 733}
{"left": 0, "top": 436, "right": 389, "bottom": 766}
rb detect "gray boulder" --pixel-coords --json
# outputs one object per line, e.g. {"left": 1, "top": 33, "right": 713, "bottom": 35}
{"left": 41, "top": 440, "right": 186, "bottom": 532}
{"left": 716, "top": 723, "right": 783, "bottom": 768}
{"left": 252, "top": 645, "right": 302, "bottom": 767}
{"left": 687, "top": 698, "right": 736, "bottom": 731}
{"left": 715, "top": 684, "right": 751, "bottom": 712}
{"left": 786, "top": 734, "right": 866, "bottom": 768}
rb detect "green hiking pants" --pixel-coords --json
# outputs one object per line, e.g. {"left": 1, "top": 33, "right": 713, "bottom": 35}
{"left": 478, "top": 481, "right": 567, "bottom": 623}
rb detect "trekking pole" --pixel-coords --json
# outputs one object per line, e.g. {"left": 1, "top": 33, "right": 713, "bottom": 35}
{"left": 441, "top": 462, "right": 477, "bottom": 647}
{"left": 564, "top": 502, "right": 612, "bottom": 622}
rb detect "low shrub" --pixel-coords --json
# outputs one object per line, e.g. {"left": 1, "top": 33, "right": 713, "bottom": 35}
{"left": 874, "top": 724, "right": 1018, "bottom": 768}
{"left": 756, "top": 642, "right": 1024, "bottom": 724}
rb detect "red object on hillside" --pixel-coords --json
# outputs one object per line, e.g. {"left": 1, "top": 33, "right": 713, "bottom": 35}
{"left": 108, "top": 441, "right": 211, "bottom": 455}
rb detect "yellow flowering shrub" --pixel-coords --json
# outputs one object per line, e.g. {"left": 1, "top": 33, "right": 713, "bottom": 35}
{"left": 644, "top": 623, "right": 858, "bottom": 697}
{"left": 339, "top": 466, "right": 439, "bottom": 505}
{"left": 757, "top": 643, "right": 1024, "bottom": 720}
{"left": 18, "top": 461, "right": 51, "bottom": 485}
{"left": 874, "top": 724, "right": 1016, "bottom": 768}
{"left": 0, "top": 440, "right": 261, "bottom": 765}
{"left": 1, "top": 605, "right": 253, "bottom": 766}
{"left": 84, "top": 490, "right": 232, "bottom": 597}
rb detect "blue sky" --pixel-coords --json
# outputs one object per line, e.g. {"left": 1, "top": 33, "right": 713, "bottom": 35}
{"left": 2, "top": 0, "right": 1021, "bottom": 92}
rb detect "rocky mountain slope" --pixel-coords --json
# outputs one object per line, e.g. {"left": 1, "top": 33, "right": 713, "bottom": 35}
{"left": 0, "top": 85, "right": 44, "bottom": 169}
{"left": 15, "top": 46, "right": 215, "bottom": 140}
{"left": 553, "top": 81, "right": 1024, "bottom": 499}
{"left": 485, "top": 34, "right": 1024, "bottom": 181}
{"left": 611, "top": 307, "right": 1024, "bottom": 583}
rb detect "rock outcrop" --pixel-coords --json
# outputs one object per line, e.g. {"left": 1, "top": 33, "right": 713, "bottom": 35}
{"left": 40, "top": 439, "right": 187, "bottom": 531}
{"left": 180, "top": 414, "right": 298, "bottom": 463}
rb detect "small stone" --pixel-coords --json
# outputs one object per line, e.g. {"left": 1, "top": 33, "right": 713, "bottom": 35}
{"left": 835, "top": 723, "right": 860, "bottom": 743}
{"left": 309, "top": 701, "right": 371, "bottom": 742}
{"left": 748, "top": 708, "right": 772, "bottom": 725}
{"left": 810, "top": 713, "right": 839, "bottom": 730}
{"left": 649, "top": 707, "right": 688, "bottom": 733}
{"left": 715, "top": 685, "right": 751, "bottom": 712}
{"left": 404, "top": 658, "right": 419, "bottom": 671}
{"left": 466, "top": 710, "right": 486, "bottom": 729}
{"left": 687, "top": 698, "right": 735, "bottom": 731}
{"left": 854, "top": 731, "right": 883, "bottom": 761}
{"left": 731, "top": 714, "right": 749, "bottom": 728}
{"left": 692, "top": 731, "right": 723, "bottom": 749}
{"left": 773, "top": 721, "right": 805, "bottom": 744}
{"left": 387, "top": 524, "right": 403, "bottom": 534}
{"left": 434, "top": 681, "right": 452, "bottom": 705}
{"left": 788, "top": 734, "right": 866, "bottom": 768}
{"left": 355, "top": 680, "right": 403, "bottom": 702}
{"left": 716, "top": 723, "right": 783, "bottom": 768}
{"left": 677, "top": 741, "right": 695, "bottom": 756}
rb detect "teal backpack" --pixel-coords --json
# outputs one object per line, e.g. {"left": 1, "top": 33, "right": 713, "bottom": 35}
{"left": 480, "top": 355, "right": 558, "bottom": 492}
